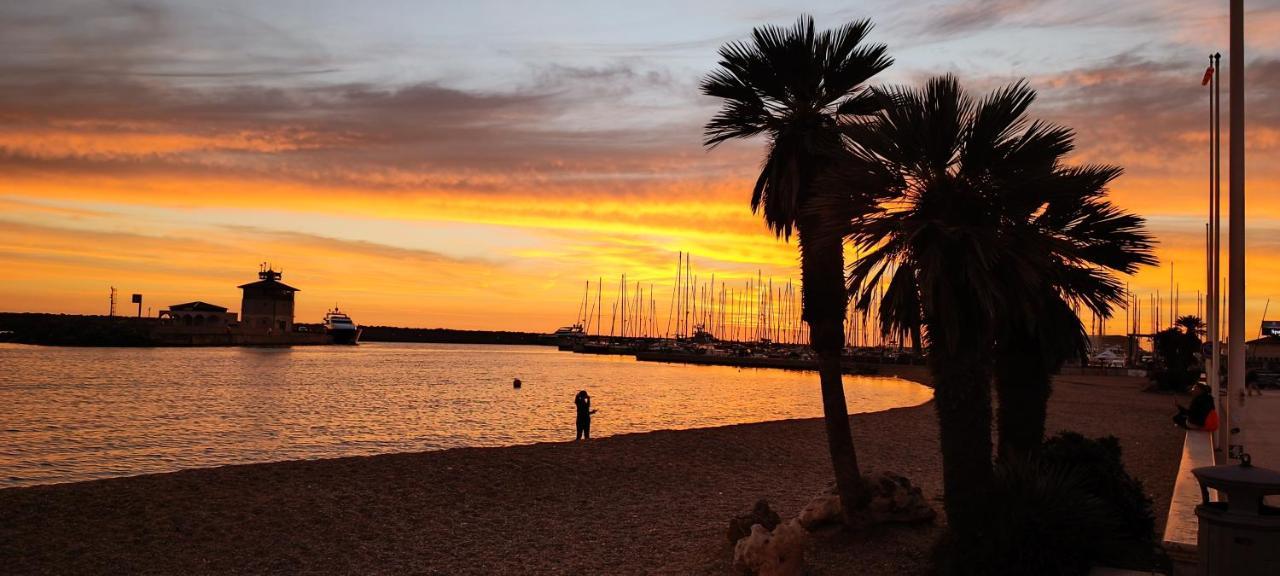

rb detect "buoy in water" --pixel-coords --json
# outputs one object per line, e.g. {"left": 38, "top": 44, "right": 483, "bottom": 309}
{"left": 513, "top": 378, "right": 522, "bottom": 389}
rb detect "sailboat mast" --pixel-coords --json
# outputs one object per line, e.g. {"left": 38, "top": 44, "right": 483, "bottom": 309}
{"left": 668, "top": 252, "right": 681, "bottom": 339}
{"left": 709, "top": 273, "right": 715, "bottom": 335}
{"left": 684, "top": 256, "right": 692, "bottom": 338}
{"left": 609, "top": 301, "right": 617, "bottom": 339}
{"left": 650, "top": 284, "right": 656, "bottom": 338}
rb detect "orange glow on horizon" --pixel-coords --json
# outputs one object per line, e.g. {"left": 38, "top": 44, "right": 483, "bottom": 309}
{"left": 3, "top": 1, "right": 1278, "bottom": 335}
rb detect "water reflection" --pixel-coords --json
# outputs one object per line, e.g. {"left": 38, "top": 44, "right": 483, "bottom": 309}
{"left": 0, "top": 342, "right": 931, "bottom": 487}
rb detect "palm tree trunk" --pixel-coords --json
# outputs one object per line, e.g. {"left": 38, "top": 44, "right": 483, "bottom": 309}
{"left": 927, "top": 338, "right": 993, "bottom": 534}
{"left": 798, "top": 211, "right": 867, "bottom": 521}
{"left": 994, "top": 338, "right": 1051, "bottom": 462}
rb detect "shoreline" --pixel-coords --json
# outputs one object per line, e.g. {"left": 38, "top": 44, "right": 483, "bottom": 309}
{"left": 0, "top": 374, "right": 1180, "bottom": 575}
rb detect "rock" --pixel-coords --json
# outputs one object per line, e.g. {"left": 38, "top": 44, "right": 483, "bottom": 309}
{"left": 732, "top": 519, "right": 806, "bottom": 576}
{"left": 862, "top": 471, "right": 936, "bottom": 525}
{"left": 798, "top": 473, "right": 936, "bottom": 529}
{"left": 728, "top": 499, "right": 781, "bottom": 544}
{"left": 797, "top": 491, "right": 843, "bottom": 530}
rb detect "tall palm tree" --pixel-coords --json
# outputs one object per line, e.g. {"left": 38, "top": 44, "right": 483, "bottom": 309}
{"left": 702, "top": 15, "right": 891, "bottom": 519}
{"left": 994, "top": 218, "right": 1154, "bottom": 460}
{"left": 991, "top": 145, "right": 1154, "bottom": 461}
{"left": 844, "top": 76, "right": 1153, "bottom": 533}
{"left": 994, "top": 295, "right": 1087, "bottom": 462}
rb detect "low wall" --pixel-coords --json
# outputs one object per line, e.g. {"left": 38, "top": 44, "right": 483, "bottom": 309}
{"left": 1059, "top": 365, "right": 1150, "bottom": 378}
{"left": 1162, "top": 429, "right": 1217, "bottom": 576}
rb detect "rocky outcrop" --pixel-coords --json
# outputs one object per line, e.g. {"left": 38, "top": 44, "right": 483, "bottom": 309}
{"left": 728, "top": 499, "right": 782, "bottom": 544}
{"left": 798, "top": 472, "right": 936, "bottom": 530}
{"left": 732, "top": 518, "right": 806, "bottom": 576}
{"left": 731, "top": 473, "right": 933, "bottom": 575}
{"left": 863, "top": 471, "right": 935, "bottom": 525}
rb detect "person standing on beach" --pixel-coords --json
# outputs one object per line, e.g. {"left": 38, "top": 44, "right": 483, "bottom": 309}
{"left": 574, "top": 390, "right": 597, "bottom": 440}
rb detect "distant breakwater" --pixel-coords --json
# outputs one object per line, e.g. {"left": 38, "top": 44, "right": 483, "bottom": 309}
{"left": 0, "top": 313, "right": 553, "bottom": 347}
{"left": 359, "top": 326, "right": 552, "bottom": 346}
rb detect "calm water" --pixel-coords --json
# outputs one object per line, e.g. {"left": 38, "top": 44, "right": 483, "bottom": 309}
{"left": 0, "top": 342, "right": 931, "bottom": 488}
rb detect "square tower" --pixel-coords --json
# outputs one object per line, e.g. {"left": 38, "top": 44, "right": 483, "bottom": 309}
{"left": 238, "top": 265, "right": 298, "bottom": 334}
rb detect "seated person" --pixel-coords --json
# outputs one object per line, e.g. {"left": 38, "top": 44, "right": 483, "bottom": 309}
{"left": 1174, "top": 384, "right": 1218, "bottom": 431}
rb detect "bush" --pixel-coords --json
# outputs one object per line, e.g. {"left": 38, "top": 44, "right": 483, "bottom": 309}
{"left": 1040, "top": 432, "right": 1155, "bottom": 546}
{"left": 935, "top": 433, "right": 1155, "bottom": 576}
{"left": 935, "top": 461, "right": 1122, "bottom": 576}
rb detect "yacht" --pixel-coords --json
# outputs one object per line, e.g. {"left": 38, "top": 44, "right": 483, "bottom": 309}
{"left": 324, "top": 307, "right": 362, "bottom": 345}
{"left": 552, "top": 323, "right": 586, "bottom": 350}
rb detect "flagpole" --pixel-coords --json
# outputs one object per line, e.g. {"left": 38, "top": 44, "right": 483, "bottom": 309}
{"left": 1208, "top": 53, "right": 1222, "bottom": 428}
{"left": 1225, "top": 0, "right": 1244, "bottom": 456}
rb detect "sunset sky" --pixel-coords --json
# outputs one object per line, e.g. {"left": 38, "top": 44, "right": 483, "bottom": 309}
{"left": 2, "top": 0, "right": 1278, "bottom": 333}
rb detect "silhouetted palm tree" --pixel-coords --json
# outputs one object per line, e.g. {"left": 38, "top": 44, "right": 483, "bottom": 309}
{"left": 1176, "top": 315, "right": 1205, "bottom": 336}
{"left": 991, "top": 129, "right": 1154, "bottom": 461}
{"left": 994, "top": 213, "right": 1153, "bottom": 461}
{"left": 994, "top": 295, "right": 1087, "bottom": 462}
{"left": 702, "top": 15, "right": 891, "bottom": 519}
{"left": 844, "top": 76, "right": 1153, "bottom": 533}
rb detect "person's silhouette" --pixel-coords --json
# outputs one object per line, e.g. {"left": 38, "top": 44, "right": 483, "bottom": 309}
{"left": 574, "top": 390, "right": 597, "bottom": 440}
{"left": 1174, "top": 384, "right": 1218, "bottom": 430}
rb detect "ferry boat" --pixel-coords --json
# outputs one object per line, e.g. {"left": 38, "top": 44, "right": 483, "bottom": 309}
{"left": 323, "top": 307, "right": 362, "bottom": 345}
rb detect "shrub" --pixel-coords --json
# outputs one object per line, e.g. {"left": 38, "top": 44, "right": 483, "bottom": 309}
{"left": 935, "top": 433, "right": 1155, "bottom": 576}
{"left": 1040, "top": 432, "right": 1155, "bottom": 547}
{"left": 935, "top": 461, "right": 1121, "bottom": 576}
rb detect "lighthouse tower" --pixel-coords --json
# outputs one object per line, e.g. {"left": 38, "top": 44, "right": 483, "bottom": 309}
{"left": 238, "top": 264, "right": 299, "bottom": 334}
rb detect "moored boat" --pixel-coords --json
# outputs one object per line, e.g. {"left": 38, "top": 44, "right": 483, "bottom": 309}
{"left": 553, "top": 323, "right": 586, "bottom": 349}
{"left": 324, "top": 307, "right": 362, "bottom": 345}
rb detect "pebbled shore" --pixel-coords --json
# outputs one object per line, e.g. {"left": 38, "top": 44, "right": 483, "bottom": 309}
{"left": 0, "top": 375, "right": 1181, "bottom": 575}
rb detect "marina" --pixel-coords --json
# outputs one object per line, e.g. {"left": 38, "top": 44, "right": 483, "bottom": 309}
{"left": 2, "top": 3, "right": 1275, "bottom": 575}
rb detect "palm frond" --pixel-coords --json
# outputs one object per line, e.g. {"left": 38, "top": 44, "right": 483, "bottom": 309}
{"left": 841, "top": 75, "right": 1155, "bottom": 362}
{"left": 702, "top": 14, "right": 893, "bottom": 238}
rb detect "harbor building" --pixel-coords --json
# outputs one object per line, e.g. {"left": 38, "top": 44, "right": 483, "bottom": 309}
{"left": 159, "top": 301, "right": 237, "bottom": 328}
{"left": 238, "top": 266, "right": 298, "bottom": 334}
{"left": 147, "top": 265, "right": 328, "bottom": 346}
{"left": 1247, "top": 336, "right": 1280, "bottom": 371}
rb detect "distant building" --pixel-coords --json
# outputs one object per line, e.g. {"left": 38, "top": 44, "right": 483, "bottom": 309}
{"left": 1262, "top": 321, "right": 1280, "bottom": 338}
{"left": 159, "top": 301, "right": 237, "bottom": 328}
{"left": 238, "top": 266, "right": 298, "bottom": 334}
{"left": 1247, "top": 335, "right": 1280, "bottom": 370}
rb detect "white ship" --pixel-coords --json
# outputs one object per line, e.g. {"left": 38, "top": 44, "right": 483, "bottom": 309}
{"left": 323, "top": 307, "right": 362, "bottom": 345}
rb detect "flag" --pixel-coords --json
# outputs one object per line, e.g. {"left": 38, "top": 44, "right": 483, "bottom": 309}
{"left": 1202, "top": 66, "right": 1214, "bottom": 86}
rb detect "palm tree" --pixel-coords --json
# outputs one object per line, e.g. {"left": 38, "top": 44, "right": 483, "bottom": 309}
{"left": 701, "top": 15, "right": 891, "bottom": 519}
{"left": 1152, "top": 315, "right": 1205, "bottom": 391}
{"left": 1176, "top": 315, "right": 1205, "bottom": 336}
{"left": 993, "top": 296, "right": 1087, "bottom": 461}
{"left": 994, "top": 216, "right": 1154, "bottom": 461}
{"left": 844, "top": 76, "right": 1153, "bottom": 533}
{"left": 994, "top": 159, "right": 1155, "bottom": 460}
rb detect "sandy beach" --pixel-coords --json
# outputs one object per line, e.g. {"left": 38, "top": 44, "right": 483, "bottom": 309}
{"left": 1, "top": 374, "right": 1181, "bottom": 575}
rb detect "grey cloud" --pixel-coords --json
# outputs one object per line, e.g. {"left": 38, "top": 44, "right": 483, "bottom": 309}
{"left": 1029, "top": 53, "right": 1280, "bottom": 179}
{"left": 923, "top": 0, "right": 1041, "bottom": 35}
